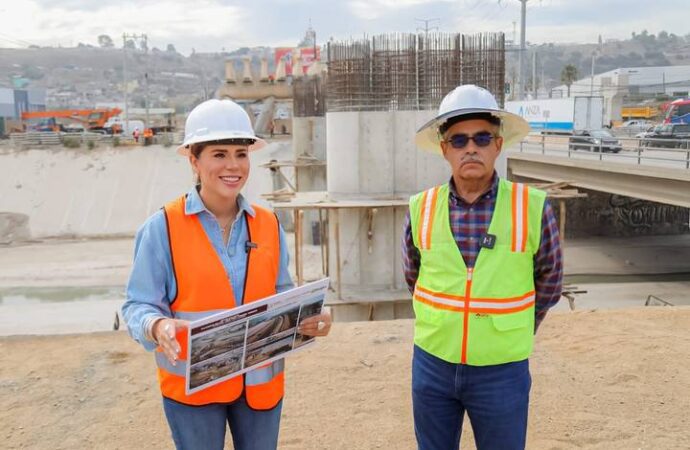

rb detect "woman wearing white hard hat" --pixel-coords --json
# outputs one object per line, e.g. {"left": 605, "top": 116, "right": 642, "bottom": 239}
{"left": 122, "top": 98, "right": 332, "bottom": 450}
{"left": 403, "top": 85, "right": 563, "bottom": 449}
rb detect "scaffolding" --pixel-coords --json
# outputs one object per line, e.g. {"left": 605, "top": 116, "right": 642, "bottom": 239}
{"left": 326, "top": 32, "right": 506, "bottom": 112}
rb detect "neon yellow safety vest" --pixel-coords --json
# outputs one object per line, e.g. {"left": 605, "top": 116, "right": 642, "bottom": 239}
{"left": 409, "top": 179, "right": 546, "bottom": 366}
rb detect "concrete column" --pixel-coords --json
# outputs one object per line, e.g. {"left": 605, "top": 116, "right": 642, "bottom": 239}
{"left": 275, "top": 59, "right": 287, "bottom": 82}
{"left": 225, "top": 60, "right": 237, "bottom": 84}
{"left": 259, "top": 58, "right": 269, "bottom": 82}
{"left": 241, "top": 57, "right": 253, "bottom": 84}
{"left": 293, "top": 54, "right": 303, "bottom": 79}
{"left": 325, "top": 110, "right": 449, "bottom": 298}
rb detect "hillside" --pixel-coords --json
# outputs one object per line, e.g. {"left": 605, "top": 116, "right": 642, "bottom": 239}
{"left": 506, "top": 29, "right": 690, "bottom": 93}
{"left": 2, "top": 30, "right": 689, "bottom": 111}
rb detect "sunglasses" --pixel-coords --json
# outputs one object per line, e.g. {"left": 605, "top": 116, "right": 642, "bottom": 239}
{"left": 444, "top": 131, "right": 497, "bottom": 149}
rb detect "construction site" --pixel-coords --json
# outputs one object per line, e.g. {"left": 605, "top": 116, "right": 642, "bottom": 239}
{"left": 1, "top": 25, "right": 690, "bottom": 450}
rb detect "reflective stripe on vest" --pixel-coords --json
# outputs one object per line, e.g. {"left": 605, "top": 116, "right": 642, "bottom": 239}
{"left": 418, "top": 186, "right": 441, "bottom": 250}
{"left": 511, "top": 182, "right": 529, "bottom": 253}
{"left": 409, "top": 179, "right": 546, "bottom": 366}
{"left": 156, "top": 195, "right": 284, "bottom": 408}
{"left": 414, "top": 285, "right": 536, "bottom": 314}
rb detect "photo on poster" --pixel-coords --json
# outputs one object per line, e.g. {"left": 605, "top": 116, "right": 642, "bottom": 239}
{"left": 246, "top": 304, "right": 300, "bottom": 346}
{"left": 293, "top": 296, "right": 325, "bottom": 348}
{"left": 190, "top": 321, "right": 247, "bottom": 366}
{"left": 246, "top": 328, "right": 295, "bottom": 353}
{"left": 184, "top": 278, "right": 330, "bottom": 394}
{"left": 244, "top": 335, "right": 295, "bottom": 367}
{"left": 189, "top": 349, "right": 244, "bottom": 391}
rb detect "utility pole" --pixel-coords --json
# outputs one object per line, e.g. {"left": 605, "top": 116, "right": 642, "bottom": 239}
{"left": 415, "top": 18, "right": 440, "bottom": 40}
{"left": 143, "top": 34, "right": 150, "bottom": 131}
{"left": 590, "top": 51, "right": 596, "bottom": 96}
{"left": 532, "top": 51, "right": 537, "bottom": 99}
{"left": 122, "top": 33, "right": 128, "bottom": 132}
{"left": 516, "top": 0, "right": 528, "bottom": 100}
{"left": 122, "top": 33, "right": 148, "bottom": 133}
{"left": 415, "top": 18, "right": 439, "bottom": 109}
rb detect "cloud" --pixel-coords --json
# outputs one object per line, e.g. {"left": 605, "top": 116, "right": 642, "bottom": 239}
{"left": 446, "top": 0, "right": 690, "bottom": 44}
{"left": 0, "top": 0, "right": 250, "bottom": 53}
{"left": 0, "top": 0, "right": 688, "bottom": 53}
{"left": 348, "top": 0, "right": 454, "bottom": 21}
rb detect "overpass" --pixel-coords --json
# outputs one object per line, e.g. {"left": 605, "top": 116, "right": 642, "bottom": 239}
{"left": 507, "top": 137, "right": 690, "bottom": 208}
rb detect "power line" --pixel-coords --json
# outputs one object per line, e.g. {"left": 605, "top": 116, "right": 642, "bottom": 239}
{"left": 0, "top": 32, "right": 39, "bottom": 48}
{"left": 415, "top": 18, "right": 440, "bottom": 35}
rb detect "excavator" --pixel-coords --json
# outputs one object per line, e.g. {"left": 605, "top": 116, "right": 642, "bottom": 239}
{"left": 21, "top": 108, "right": 123, "bottom": 133}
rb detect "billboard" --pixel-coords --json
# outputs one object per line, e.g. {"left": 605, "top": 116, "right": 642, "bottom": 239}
{"left": 274, "top": 47, "right": 321, "bottom": 76}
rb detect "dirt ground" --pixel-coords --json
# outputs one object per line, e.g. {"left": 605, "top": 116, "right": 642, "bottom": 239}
{"left": 2, "top": 307, "right": 689, "bottom": 450}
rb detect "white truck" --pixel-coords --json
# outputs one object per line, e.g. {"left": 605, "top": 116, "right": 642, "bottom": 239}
{"left": 505, "top": 97, "right": 604, "bottom": 133}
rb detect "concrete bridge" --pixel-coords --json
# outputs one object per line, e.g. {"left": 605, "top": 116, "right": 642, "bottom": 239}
{"left": 507, "top": 137, "right": 690, "bottom": 208}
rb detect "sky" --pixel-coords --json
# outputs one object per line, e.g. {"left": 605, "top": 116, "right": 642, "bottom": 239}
{"left": 0, "top": 0, "right": 687, "bottom": 54}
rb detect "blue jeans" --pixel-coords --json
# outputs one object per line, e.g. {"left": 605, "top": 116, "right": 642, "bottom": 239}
{"left": 162, "top": 395, "right": 282, "bottom": 450}
{"left": 412, "top": 345, "right": 531, "bottom": 450}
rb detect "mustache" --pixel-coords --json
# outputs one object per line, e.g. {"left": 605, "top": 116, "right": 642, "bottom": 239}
{"left": 460, "top": 155, "right": 484, "bottom": 165}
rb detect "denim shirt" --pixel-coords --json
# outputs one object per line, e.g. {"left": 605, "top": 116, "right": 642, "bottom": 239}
{"left": 121, "top": 188, "right": 294, "bottom": 351}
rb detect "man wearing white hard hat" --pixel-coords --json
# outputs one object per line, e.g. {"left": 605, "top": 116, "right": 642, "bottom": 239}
{"left": 122, "top": 99, "right": 332, "bottom": 450}
{"left": 403, "top": 85, "right": 563, "bottom": 449}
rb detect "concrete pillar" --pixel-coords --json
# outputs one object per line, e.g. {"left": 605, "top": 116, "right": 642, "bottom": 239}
{"left": 254, "top": 96, "right": 275, "bottom": 135}
{"left": 275, "top": 59, "right": 287, "bottom": 82}
{"left": 259, "top": 58, "right": 269, "bottom": 83}
{"left": 241, "top": 57, "right": 253, "bottom": 84}
{"left": 225, "top": 60, "right": 237, "bottom": 84}
{"left": 325, "top": 110, "right": 449, "bottom": 298}
{"left": 293, "top": 54, "right": 303, "bottom": 79}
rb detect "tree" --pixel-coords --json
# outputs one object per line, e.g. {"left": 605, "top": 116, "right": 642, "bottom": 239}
{"left": 98, "top": 34, "right": 114, "bottom": 48}
{"left": 166, "top": 43, "right": 177, "bottom": 53}
{"left": 560, "top": 64, "right": 578, "bottom": 97}
{"left": 124, "top": 39, "right": 136, "bottom": 50}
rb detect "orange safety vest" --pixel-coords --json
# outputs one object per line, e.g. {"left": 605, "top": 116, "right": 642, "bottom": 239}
{"left": 156, "top": 195, "right": 284, "bottom": 408}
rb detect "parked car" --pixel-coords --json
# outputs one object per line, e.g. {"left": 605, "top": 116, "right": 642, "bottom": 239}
{"left": 635, "top": 125, "right": 661, "bottom": 139}
{"left": 568, "top": 129, "right": 622, "bottom": 153}
{"left": 619, "top": 119, "right": 653, "bottom": 130}
{"left": 640, "top": 124, "right": 690, "bottom": 149}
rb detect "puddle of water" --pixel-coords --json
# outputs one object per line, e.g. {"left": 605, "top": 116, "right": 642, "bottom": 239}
{"left": 0, "top": 286, "right": 124, "bottom": 306}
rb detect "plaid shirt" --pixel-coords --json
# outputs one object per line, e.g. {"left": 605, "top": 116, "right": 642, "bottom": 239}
{"left": 402, "top": 173, "right": 563, "bottom": 330}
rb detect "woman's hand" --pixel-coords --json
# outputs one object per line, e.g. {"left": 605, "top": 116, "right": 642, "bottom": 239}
{"left": 152, "top": 318, "right": 189, "bottom": 365}
{"left": 297, "top": 308, "right": 332, "bottom": 337}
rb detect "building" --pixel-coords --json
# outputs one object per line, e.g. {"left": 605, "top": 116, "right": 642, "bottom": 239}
{"left": 551, "top": 65, "right": 690, "bottom": 123}
{"left": 0, "top": 88, "right": 46, "bottom": 136}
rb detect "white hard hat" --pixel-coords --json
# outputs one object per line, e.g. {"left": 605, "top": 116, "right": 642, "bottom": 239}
{"left": 177, "top": 98, "right": 267, "bottom": 155}
{"left": 415, "top": 84, "right": 529, "bottom": 154}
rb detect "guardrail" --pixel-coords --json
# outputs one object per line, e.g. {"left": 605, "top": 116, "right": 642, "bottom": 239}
{"left": 8, "top": 131, "right": 183, "bottom": 149}
{"left": 517, "top": 133, "right": 690, "bottom": 169}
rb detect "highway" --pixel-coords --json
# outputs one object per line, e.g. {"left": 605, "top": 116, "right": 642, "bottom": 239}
{"left": 512, "top": 135, "right": 690, "bottom": 170}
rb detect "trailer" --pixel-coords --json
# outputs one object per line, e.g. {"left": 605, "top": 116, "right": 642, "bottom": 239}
{"left": 505, "top": 97, "right": 604, "bottom": 132}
